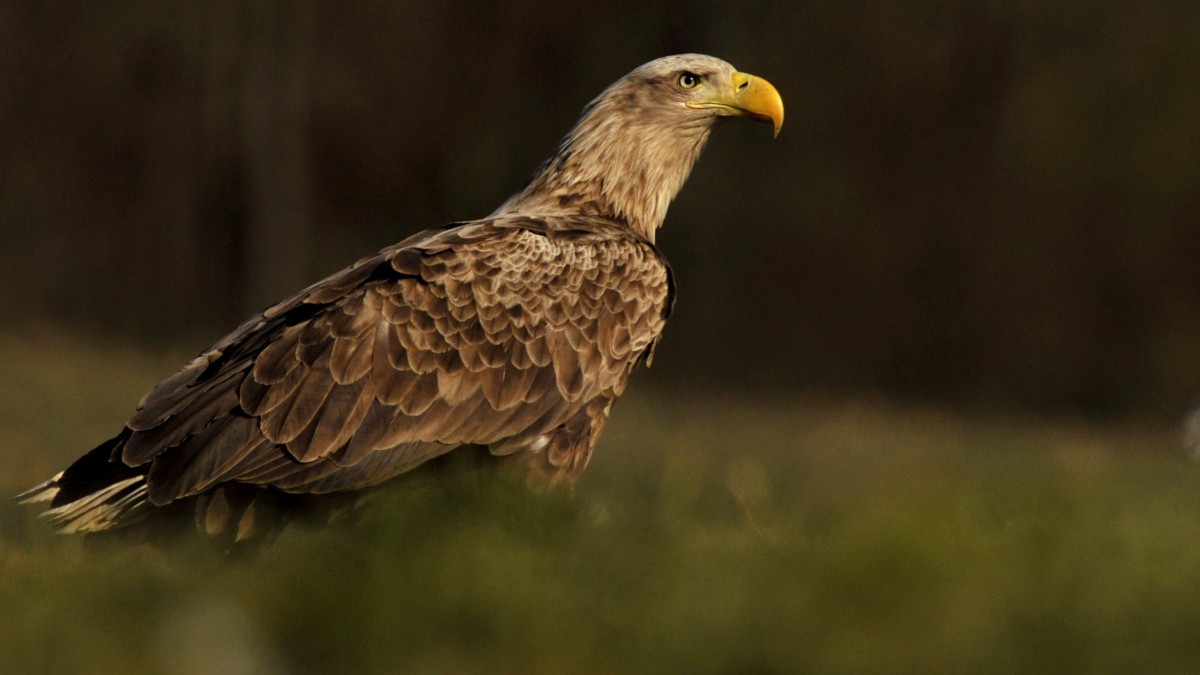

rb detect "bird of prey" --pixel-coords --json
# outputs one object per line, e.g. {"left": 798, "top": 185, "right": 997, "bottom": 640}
{"left": 19, "top": 54, "right": 783, "bottom": 548}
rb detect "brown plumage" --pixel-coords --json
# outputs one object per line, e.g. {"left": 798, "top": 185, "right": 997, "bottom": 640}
{"left": 18, "top": 54, "right": 783, "bottom": 548}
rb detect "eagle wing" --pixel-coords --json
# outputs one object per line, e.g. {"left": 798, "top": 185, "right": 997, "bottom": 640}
{"left": 94, "top": 216, "right": 670, "bottom": 507}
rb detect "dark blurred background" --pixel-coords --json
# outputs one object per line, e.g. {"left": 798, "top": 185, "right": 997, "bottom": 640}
{"left": 1, "top": 1, "right": 1197, "bottom": 418}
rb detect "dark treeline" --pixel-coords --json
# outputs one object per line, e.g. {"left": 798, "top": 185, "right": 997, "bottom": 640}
{"left": 1, "top": 1, "right": 1197, "bottom": 416}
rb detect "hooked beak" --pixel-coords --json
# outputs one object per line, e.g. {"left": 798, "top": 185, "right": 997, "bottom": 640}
{"left": 687, "top": 71, "right": 784, "bottom": 137}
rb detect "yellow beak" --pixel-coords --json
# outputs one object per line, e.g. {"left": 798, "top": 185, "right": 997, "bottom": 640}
{"left": 688, "top": 71, "right": 785, "bottom": 137}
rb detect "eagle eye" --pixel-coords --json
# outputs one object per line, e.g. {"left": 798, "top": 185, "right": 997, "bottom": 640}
{"left": 676, "top": 72, "right": 702, "bottom": 89}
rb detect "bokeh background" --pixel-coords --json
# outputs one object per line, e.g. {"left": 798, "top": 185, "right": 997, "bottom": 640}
{"left": 3, "top": 0, "right": 1198, "bottom": 419}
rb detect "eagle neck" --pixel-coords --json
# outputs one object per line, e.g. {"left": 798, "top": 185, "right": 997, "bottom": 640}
{"left": 492, "top": 98, "right": 714, "bottom": 243}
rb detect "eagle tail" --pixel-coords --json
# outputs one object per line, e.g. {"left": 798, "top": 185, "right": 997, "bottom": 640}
{"left": 40, "top": 476, "right": 151, "bottom": 534}
{"left": 16, "top": 435, "right": 153, "bottom": 534}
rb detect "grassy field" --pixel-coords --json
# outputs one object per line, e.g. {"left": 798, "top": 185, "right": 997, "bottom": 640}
{"left": 3, "top": 330, "right": 1200, "bottom": 673}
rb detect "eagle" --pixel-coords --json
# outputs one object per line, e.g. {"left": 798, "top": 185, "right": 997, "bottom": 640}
{"left": 18, "top": 54, "right": 783, "bottom": 548}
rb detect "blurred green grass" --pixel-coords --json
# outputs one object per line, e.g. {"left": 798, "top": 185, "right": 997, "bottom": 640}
{"left": 3, "top": 329, "right": 1200, "bottom": 673}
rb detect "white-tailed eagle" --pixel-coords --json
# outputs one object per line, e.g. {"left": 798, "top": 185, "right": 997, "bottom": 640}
{"left": 19, "top": 54, "right": 783, "bottom": 548}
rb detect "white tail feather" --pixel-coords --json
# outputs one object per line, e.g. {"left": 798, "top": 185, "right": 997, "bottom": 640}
{"left": 33, "top": 476, "right": 150, "bottom": 534}
{"left": 14, "top": 471, "right": 64, "bottom": 504}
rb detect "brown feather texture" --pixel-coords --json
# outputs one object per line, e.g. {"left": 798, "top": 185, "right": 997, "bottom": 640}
{"left": 17, "top": 54, "right": 782, "bottom": 549}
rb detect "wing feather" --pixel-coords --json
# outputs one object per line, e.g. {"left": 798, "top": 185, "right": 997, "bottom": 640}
{"left": 145, "top": 415, "right": 264, "bottom": 503}
{"left": 122, "top": 366, "right": 247, "bottom": 465}
{"left": 240, "top": 358, "right": 308, "bottom": 416}
{"left": 306, "top": 379, "right": 375, "bottom": 459}
{"left": 253, "top": 330, "right": 302, "bottom": 384}
{"left": 260, "top": 361, "right": 336, "bottom": 447}
{"left": 329, "top": 331, "right": 374, "bottom": 384}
